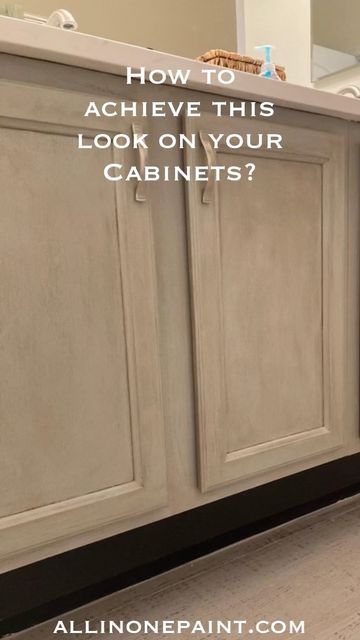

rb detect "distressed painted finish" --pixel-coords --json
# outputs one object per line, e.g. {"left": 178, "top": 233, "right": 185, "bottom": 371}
{"left": 0, "top": 55, "right": 358, "bottom": 570}
{"left": 0, "top": 82, "right": 166, "bottom": 563}
{"left": 185, "top": 114, "right": 347, "bottom": 491}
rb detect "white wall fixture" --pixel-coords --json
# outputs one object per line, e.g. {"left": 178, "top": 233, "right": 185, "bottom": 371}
{"left": 337, "top": 84, "right": 360, "bottom": 98}
{"left": 24, "top": 9, "right": 78, "bottom": 30}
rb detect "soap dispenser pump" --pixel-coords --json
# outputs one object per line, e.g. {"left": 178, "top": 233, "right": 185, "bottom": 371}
{"left": 255, "top": 45, "right": 281, "bottom": 80}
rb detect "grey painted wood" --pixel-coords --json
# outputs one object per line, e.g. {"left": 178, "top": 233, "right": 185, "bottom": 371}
{"left": 185, "top": 113, "right": 349, "bottom": 491}
{"left": 0, "top": 81, "right": 166, "bottom": 568}
{"left": 0, "top": 54, "right": 358, "bottom": 570}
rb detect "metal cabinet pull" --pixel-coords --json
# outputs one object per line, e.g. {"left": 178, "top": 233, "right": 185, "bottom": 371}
{"left": 132, "top": 123, "right": 148, "bottom": 202}
{"left": 199, "top": 131, "right": 217, "bottom": 204}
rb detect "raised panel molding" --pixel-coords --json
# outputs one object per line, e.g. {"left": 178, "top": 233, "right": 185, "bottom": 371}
{"left": 0, "top": 83, "right": 167, "bottom": 566}
{"left": 185, "top": 114, "right": 347, "bottom": 492}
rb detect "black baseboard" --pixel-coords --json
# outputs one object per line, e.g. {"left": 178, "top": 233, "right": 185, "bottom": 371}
{"left": 1, "top": 453, "right": 360, "bottom": 637}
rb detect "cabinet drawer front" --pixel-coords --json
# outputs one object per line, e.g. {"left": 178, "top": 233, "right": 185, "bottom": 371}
{"left": 185, "top": 113, "right": 347, "bottom": 492}
{"left": 0, "top": 83, "right": 166, "bottom": 566}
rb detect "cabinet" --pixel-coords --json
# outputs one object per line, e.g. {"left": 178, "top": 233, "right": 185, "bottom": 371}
{"left": 185, "top": 112, "right": 348, "bottom": 491}
{"left": 0, "top": 82, "right": 166, "bottom": 565}
{"left": 0, "top": 59, "right": 358, "bottom": 571}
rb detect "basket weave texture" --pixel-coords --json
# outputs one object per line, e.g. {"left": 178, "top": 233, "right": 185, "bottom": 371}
{"left": 197, "top": 49, "right": 286, "bottom": 81}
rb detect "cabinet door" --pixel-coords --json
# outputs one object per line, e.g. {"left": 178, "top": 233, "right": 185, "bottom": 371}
{"left": 0, "top": 82, "right": 166, "bottom": 567}
{"left": 185, "top": 113, "right": 347, "bottom": 492}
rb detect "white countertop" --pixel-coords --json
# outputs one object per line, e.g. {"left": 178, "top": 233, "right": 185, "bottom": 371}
{"left": 0, "top": 15, "right": 359, "bottom": 122}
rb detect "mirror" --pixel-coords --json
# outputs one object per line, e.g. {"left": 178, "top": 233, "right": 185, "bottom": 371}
{"left": 312, "top": 0, "right": 360, "bottom": 83}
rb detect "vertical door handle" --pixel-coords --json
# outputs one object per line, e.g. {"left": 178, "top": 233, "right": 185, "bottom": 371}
{"left": 132, "top": 123, "right": 148, "bottom": 202}
{"left": 199, "top": 131, "right": 217, "bottom": 204}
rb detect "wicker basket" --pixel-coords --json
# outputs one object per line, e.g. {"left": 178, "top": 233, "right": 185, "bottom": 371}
{"left": 197, "top": 49, "right": 286, "bottom": 81}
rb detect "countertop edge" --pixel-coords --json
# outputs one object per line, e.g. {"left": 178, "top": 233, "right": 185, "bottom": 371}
{"left": 0, "top": 16, "right": 359, "bottom": 122}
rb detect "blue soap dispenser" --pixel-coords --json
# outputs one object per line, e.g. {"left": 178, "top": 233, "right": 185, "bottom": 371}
{"left": 255, "top": 45, "right": 281, "bottom": 80}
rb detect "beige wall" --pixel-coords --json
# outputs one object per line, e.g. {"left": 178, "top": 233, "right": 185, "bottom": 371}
{"left": 244, "top": 0, "right": 312, "bottom": 86}
{"left": 312, "top": 0, "right": 360, "bottom": 56}
{"left": 19, "top": 0, "right": 237, "bottom": 59}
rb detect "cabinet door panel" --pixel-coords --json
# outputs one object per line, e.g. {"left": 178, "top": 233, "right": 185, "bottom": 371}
{"left": 0, "top": 128, "right": 134, "bottom": 516}
{"left": 0, "top": 83, "right": 166, "bottom": 565}
{"left": 220, "top": 156, "right": 323, "bottom": 453}
{"left": 185, "top": 113, "right": 346, "bottom": 492}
